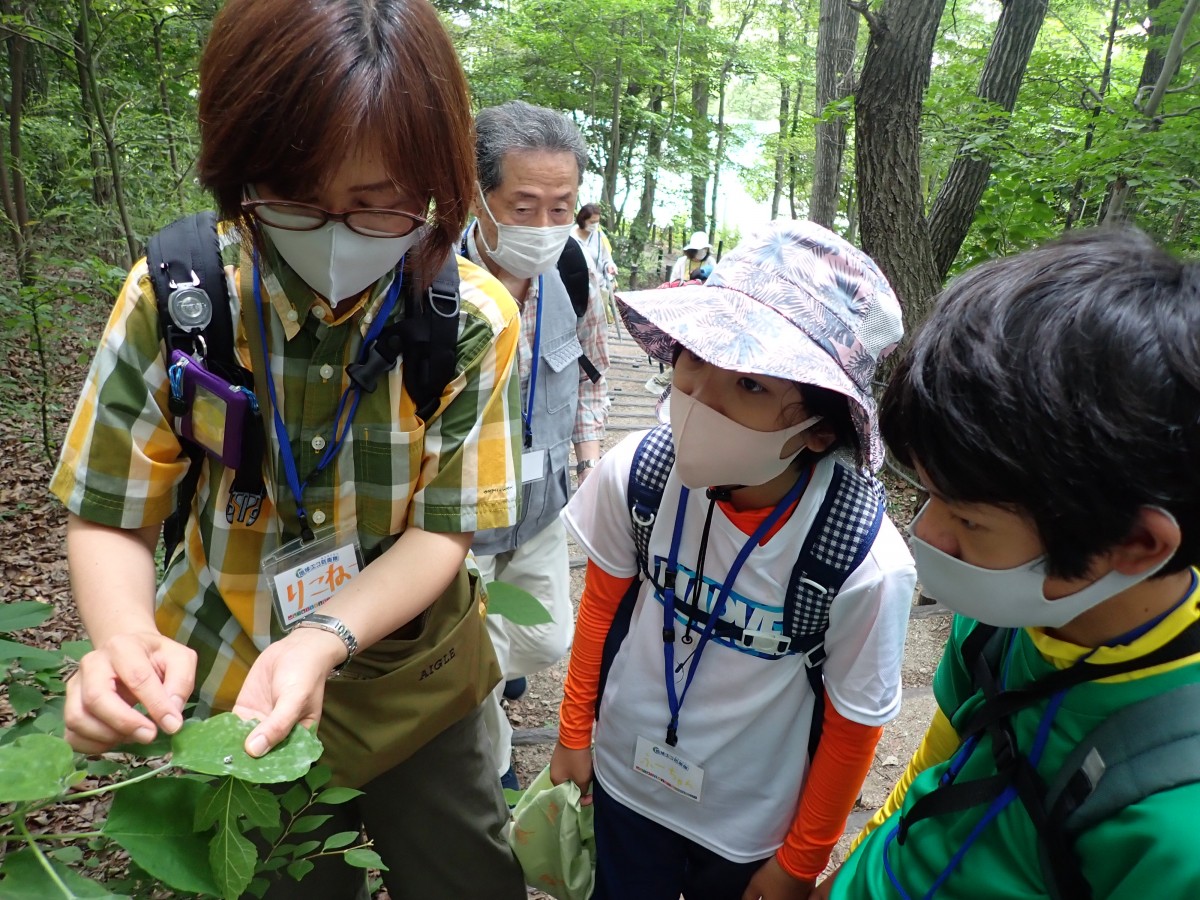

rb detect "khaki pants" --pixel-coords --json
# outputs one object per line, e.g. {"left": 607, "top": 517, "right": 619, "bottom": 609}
{"left": 259, "top": 703, "right": 525, "bottom": 900}
{"left": 475, "top": 515, "right": 575, "bottom": 775}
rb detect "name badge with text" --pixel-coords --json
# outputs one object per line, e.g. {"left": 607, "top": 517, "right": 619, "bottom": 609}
{"left": 633, "top": 735, "right": 704, "bottom": 802}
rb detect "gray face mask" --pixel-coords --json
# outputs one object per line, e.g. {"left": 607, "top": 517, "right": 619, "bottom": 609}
{"left": 261, "top": 222, "right": 418, "bottom": 305}
{"left": 907, "top": 504, "right": 1175, "bottom": 628}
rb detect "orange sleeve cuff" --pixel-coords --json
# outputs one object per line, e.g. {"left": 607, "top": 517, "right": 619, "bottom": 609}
{"left": 557, "top": 561, "right": 636, "bottom": 750}
{"left": 775, "top": 695, "right": 884, "bottom": 881}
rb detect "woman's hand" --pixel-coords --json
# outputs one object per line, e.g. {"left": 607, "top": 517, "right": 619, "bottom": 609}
{"left": 741, "top": 857, "right": 816, "bottom": 900}
{"left": 549, "top": 741, "right": 594, "bottom": 805}
{"left": 64, "top": 631, "right": 195, "bottom": 754}
{"left": 232, "top": 627, "right": 346, "bottom": 757}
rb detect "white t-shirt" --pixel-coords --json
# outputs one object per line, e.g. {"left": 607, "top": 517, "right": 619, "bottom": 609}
{"left": 563, "top": 431, "right": 915, "bottom": 862}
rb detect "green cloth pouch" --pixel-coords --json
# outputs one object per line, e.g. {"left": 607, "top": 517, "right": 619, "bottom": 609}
{"left": 508, "top": 765, "right": 596, "bottom": 900}
{"left": 316, "top": 565, "right": 501, "bottom": 788}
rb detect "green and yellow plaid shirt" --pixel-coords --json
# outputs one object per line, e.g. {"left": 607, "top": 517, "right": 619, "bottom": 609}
{"left": 51, "top": 224, "right": 521, "bottom": 712}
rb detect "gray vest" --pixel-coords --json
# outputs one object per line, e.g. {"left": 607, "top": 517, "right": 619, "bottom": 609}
{"left": 472, "top": 269, "right": 581, "bottom": 556}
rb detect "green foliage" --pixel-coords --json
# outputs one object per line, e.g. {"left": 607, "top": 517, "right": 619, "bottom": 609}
{"left": 0, "top": 617, "right": 375, "bottom": 898}
{"left": 486, "top": 580, "right": 555, "bottom": 626}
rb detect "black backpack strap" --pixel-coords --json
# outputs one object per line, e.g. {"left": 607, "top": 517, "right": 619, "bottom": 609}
{"left": 558, "top": 237, "right": 602, "bottom": 384}
{"left": 148, "top": 213, "right": 264, "bottom": 566}
{"left": 778, "top": 463, "right": 886, "bottom": 758}
{"left": 347, "top": 252, "right": 461, "bottom": 422}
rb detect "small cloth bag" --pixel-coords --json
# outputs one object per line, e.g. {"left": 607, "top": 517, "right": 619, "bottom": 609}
{"left": 508, "top": 765, "right": 596, "bottom": 900}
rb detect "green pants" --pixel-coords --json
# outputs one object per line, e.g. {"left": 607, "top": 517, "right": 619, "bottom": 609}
{"left": 259, "top": 703, "right": 525, "bottom": 900}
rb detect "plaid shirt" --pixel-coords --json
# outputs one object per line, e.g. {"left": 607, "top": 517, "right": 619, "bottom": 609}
{"left": 51, "top": 225, "right": 521, "bottom": 712}
{"left": 464, "top": 226, "right": 609, "bottom": 443}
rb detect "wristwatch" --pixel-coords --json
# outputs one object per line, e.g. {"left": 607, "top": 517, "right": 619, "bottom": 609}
{"left": 576, "top": 458, "right": 599, "bottom": 476}
{"left": 294, "top": 614, "right": 359, "bottom": 677}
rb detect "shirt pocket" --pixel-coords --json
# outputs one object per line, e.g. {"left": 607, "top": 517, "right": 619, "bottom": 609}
{"left": 541, "top": 331, "right": 583, "bottom": 415}
{"left": 352, "top": 422, "right": 425, "bottom": 537}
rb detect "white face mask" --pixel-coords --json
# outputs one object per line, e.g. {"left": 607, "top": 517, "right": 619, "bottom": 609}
{"left": 476, "top": 188, "right": 574, "bottom": 279}
{"left": 669, "top": 388, "right": 822, "bottom": 490}
{"left": 907, "top": 504, "right": 1175, "bottom": 628}
{"left": 262, "top": 221, "right": 419, "bottom": 304}
{"left": 585, "top": 222, "right": 599, "bottom": 233}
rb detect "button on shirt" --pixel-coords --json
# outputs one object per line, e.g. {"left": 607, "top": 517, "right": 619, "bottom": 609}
{"left": 51, "top": 224, "right": 523, "bottom": 714}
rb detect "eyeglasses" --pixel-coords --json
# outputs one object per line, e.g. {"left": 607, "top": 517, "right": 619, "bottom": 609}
{"left": 241, "top": 199, "right": 427, "bottom": 239}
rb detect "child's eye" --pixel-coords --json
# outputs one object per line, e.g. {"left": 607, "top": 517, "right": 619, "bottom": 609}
{"left": 954, "top": 514, "right": 980, "bottom": 531}
{"left": 737, "top": 377, "right": 766, "bottom": 394}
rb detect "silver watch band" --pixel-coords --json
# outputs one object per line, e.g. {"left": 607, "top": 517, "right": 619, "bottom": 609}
{"left": 576, "top": 458, "right": 599, "bottom": 475}
{"left": 294, "top": 614, "right": 359, "bottom": 675}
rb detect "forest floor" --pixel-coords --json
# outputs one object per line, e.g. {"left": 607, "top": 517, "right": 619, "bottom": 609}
{"left": 0, "top": 302, "right": 950, "bottom": 897}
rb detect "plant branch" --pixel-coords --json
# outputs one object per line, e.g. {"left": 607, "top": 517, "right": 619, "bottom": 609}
{"left": 64, "top": 760, "right": 175, "bottom": 801}
{"left": 16, "top": 819, "right": 74, "bottom": 898}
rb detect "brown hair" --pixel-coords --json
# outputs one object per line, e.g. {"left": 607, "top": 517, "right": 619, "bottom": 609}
{"left": 196, "top": 0, "right": 474, "bottom": 284}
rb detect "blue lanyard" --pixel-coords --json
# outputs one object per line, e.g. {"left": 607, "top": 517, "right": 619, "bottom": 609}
{"left": 522, "top": 276, "right": 544, "bottom": 450}
{"left": 251, "top": 252, "right": 403, "bottom": 540}
{"left": 882, "top": 632, "right": 1067, "bottom": 899}
{"left": 660, "top": 471, "right": 809, "bottom": 746}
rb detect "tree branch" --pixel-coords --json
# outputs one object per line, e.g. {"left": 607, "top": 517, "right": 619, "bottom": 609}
{"left": 846, "top": 0, "right": 880, "bottom": 34}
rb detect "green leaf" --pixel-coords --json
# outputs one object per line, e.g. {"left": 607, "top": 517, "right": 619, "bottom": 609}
{"left": 294, "top": 839, "right": 322, "bottom": 856}
{"left": 0, "top": 637, "right": 64, "bottom": 670}
{"left": 314, "top": 786, "right": 362, "bottom": 805}
{"left": 170, "top": 713, "right": 323, "bottom": 783}
{"left": 7, "top": 683, "right": 45, "bottom": 717}
{"left": 344, "top": 847, "right": 386, "bottom": 870}
{"left": 61, "top": 639, "right": 94, "bottom": 661}
{"left": 209, "top": 818, "right": 257, "bottom": 900}
{"left": 103, "top": 777, "right": 220, "bottom": 896}
{"left": 48, "top": 845, "right": 85, "bottom": 864}
{"left": 0, "top": 734, "right": 80, "bottom": 802}
{"left": 0, "top": 601, "right": 53, "bottom": 633}
{"left": 485, "top": 581, "right": 554, "bottom": 625}
{"left": 0, "top": 849, "right": 127, "bottom": 898}
{"left": 280, "top": 782, "right": 309, "bottom": 815}
{"left": 195, "top": 775, "right": 280, "bottom": 832}
{"left": 304, "top": 763, "right": 332, "bottom": 790}
{"left": 286, "top": 858, "right": 314, "bottom": 882}
{"left": 289, "top": 814, "right": 331, "bottom": 834}
{"left": 322, "top": 830, "right": 361, "bottom": 851}
{"left": 247, "top": 876, "right": 271, "bottom": 897}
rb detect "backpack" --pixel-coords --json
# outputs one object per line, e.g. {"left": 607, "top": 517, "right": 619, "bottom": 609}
{"left": 596, "top": 423, "right": 886, "bottom": 759}
{"left": 147, "top": 211, "right": 460, "bottom": 566}
{"left": 897, "top": 619, "right": 1200, "bottom": 899}
{"left": 458, "top": 229, "right": 601, "bottom": 384}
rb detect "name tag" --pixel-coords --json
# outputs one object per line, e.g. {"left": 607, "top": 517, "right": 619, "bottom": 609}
{"left": 633, "top": 735, "right": 704, "bottom": 802}
{"left": 265, "top": 533, "right": 361, "bottom": 629}
{"left": 521, "top": 448, "right": 546, "bottom": 485}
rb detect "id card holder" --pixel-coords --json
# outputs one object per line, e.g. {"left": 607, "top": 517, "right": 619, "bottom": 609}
{"left": 633, "top": 735, "right": 704, "bottom": 802}
{"left": 169, "top": 350, "right": 252, "bottom": 468}
{"left": 262, "top": 526, "right": 363, "bottom": 630}
{"left": 521, "top": 448, "right": 547, "bottom": 485}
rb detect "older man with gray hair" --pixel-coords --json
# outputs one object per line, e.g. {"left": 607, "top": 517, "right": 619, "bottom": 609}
{"left": 463, "top": 100, "right": 610, "bottom": 791}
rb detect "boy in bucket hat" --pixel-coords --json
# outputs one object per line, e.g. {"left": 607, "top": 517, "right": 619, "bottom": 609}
{"left": 549, "top": 220, "right": 916, "bottom": 899}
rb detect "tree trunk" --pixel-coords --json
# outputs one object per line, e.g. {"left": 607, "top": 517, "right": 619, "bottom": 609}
{"left": 77, "top": 0, "right": 138, "bottom": 265}
{"left": 707, "top": 0, "right": 758, "bottom": 236}
{"left": 788, "top": 76, "right": 803, "bottom": 218}
{"left": 0, "top": 0, "right": 31, "bottom": 285}
{"left": 73, "top": 21, "right": 110, "bottom": 206}
{"left": 1064, "top": 0, "right": 1120, "bottom": 229}
{"left": 601, "top": 35, "right": 624, "bottom": 219}
{"left": 809, "top": 0, "right": 858, "bottom": 228}
{"left": 153, "top": 16, "right": 183, "bottom": 208}
{"left": 772, "top": 75, "right": 790, "bottom": 218}
{"left": 629, "top": 87, "right": 665, "bottom": 263}
{"left": 927, "top": 0, "right": 1048, "bottom": 277}
{"left": 689, "top": 0, "right": 712, "bottom": 234}
{"left": 853, "top": 0, "right": 946, "bottom": 331}
{"left": 1102, "top": 0, "right": 1200, "bottom": 225}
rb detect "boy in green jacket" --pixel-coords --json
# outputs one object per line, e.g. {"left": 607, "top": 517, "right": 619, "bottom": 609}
{"left": 819, "top": 227, "right": 1200, "bottom": 900}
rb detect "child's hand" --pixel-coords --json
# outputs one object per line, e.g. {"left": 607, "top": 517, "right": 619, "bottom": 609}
{"left": 741, "top": 857, "right": 815, "bottom": 900}
{"left": 549, "top": 741, "right": 594, "bottom": 806}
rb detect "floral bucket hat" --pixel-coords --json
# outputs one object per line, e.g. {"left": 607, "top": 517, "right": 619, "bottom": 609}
{"left": 618, "top": 219, "right": 903, "bottom": 472}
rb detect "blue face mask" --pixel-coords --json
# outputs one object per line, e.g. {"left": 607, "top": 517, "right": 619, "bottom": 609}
{"left": 907, "top": 504, "right": 1175, "bottom": 629}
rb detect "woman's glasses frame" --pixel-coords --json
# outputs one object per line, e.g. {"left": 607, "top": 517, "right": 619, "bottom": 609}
{"left": 241, "top": 199, "right": 427, "bottom": 239}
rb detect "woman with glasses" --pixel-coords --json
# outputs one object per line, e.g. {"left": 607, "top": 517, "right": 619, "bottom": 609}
{"left": 49, "top": 1, "right": 525, "bottom": 897}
